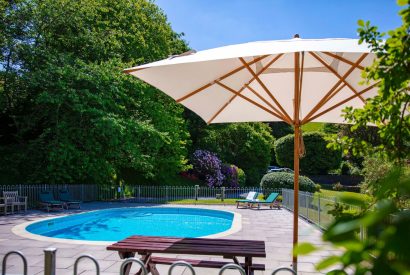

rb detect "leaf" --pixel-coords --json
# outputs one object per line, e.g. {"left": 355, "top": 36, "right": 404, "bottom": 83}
{"left": 293, "top": 243, "right": 318, "bottom": 256}
{"left": 397, "top": 0, "right": 408, "bottom": 6}
{"left": 315, "top": 256, "right": 341, "bottom": 270}
{"left": 358, "top": 19, "right": 365, "bottom": 27}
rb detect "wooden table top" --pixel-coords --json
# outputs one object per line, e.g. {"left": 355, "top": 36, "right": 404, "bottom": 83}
{"left": 107, "top": 236, "right": 266, "bottom": 258}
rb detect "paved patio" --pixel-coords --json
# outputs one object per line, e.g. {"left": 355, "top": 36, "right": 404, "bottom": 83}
{"left": 0, "top": 202, "right": 340, "bottom": 275}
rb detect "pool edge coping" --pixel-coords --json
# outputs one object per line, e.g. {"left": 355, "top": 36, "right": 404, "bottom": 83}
{"left": 12, "top": 206, "right": 242, "bottom": 245}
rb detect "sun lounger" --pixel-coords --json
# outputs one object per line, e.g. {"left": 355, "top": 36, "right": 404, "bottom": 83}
{"left": 236, "top": 191, "right": 258, "bottom": 208}
{"left": 39, "top": 190, "right": 64, "bottom": 212}
{"left": 59, "top": 189, "right": 81, "bottom": 209}
{"left": 250, "top": 192, "right": 280, "bottom": 209}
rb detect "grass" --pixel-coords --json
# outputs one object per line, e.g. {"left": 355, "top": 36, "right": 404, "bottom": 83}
{"left": 319, "top": 189, "right": 372, "bottom": 202}
{"left": 169, "top": 198, "right": 238, "bottom": 205}
{"left": 301, "top": 122, "right": 324, "bottom": 132}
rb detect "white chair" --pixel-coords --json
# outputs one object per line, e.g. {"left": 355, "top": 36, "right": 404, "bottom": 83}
{"left": 3, "top": 191, "right": 27, "bottom": 214}
{"left": 0, "top": 197, "right": 6, "bottom": 215}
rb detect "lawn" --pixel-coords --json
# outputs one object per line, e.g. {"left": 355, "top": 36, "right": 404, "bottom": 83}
{"left": 301, "top": 122, "right": 324, "bottom": 132}
{"left": 169, "top": 198, "right": 238, "bottom": 205}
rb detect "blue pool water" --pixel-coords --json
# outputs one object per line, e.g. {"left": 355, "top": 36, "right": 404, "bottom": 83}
{"left": 26, "top": 208, "right": 234, "bottom": 241}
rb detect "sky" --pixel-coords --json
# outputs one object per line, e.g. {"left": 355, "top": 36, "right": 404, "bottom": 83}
{"left": 155, "top": 0, "right": 403, "bottom": 50}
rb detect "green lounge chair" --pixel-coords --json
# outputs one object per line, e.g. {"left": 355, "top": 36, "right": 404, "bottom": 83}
{"left": 39, "top": 190, "right": 64, "bottom": 212}
{"left": 236, "top": 191, "right": 258, "bottom": 208}
{"left": 59, "top": 189, "right": 81, "bottom": 209}
{"left": 250, "top": 192, "right": 280, "bottom": 209}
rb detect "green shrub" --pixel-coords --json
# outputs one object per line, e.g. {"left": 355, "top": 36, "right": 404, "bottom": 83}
{"left": 274, "top": 131, "right": 342, "bottom": 175}
{"left": 314, "top": 183, "right": 322, "bottom": 192}
{"left": 237, "top": 167, "right": 246, "bottom": 186}
{"left": 260, "top": 172, "right": 316, "bottom": 193}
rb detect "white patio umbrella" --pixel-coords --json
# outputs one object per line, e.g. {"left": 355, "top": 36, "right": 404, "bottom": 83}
{"left": 124, "top": 36, "right": 378, "bottom": 271}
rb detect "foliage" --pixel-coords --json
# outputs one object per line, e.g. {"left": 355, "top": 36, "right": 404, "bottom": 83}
{"left": 221, "top": 164, "right": 243, "bottom": 187}
{"left": 360, "top": 155, "right": 394, "bottom": 196}
{"left": 274, "top": 132, "right": 342, "bottom": 175}
{"left": 198, "top": 123, "right": 275, "bottom": 185}
{"left": 341, "top": 2, "right": 410, "bottom": 161}
{"left": 268, "top": 122, "right": 294, "bottom": 139}
{"left": 0, "top": 0, "right": 190, "bottom": 184}
{"left": 323, "top": 123, "right": 341, "bottom": 134}
{"left": 297, "top": 167, "right": 410, "bottom": 275}
{"left": 237, "top": 167, "right": 246, "bottom": 186}
{"left": 191, "top": 150, "right": 224, "bottom": 187}
{"left": 340, "top": 161, "right": 362, "bottom": 176}
{"left": 314, "top": 184, "right": 322, "bottom": 192}
{"left": 260, "top": 172, "right": 316, "bottom": 193}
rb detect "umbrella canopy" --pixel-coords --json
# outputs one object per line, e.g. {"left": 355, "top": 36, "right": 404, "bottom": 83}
{"left": 124, "top": 37, "right": 379, "bottom": 271}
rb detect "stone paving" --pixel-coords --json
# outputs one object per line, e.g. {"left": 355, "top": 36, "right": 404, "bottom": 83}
{"left": 0, "top": 202, "right": 340, "bottom": 275}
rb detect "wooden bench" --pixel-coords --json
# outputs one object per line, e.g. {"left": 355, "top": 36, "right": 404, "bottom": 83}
{"left": 107, "top": 235, "right": 266, "bottom": 275}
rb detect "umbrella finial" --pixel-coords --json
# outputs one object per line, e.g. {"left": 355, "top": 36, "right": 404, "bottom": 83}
{"left": 294, "top": 34, "right": 300, "bottom": 38}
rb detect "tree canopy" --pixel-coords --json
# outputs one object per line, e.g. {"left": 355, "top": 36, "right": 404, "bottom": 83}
{"left": 0, "top": 0, "right": 190, "bottom": 184}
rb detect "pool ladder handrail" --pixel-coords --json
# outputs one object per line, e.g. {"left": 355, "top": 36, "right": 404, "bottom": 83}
{"left": 73, "top": 254, "right": 100, "bottom": 275}
{"left": 168, "top": 261, "right": 196, "bottom": 275}
{"left": 218, "top": 263, "right": 246, "bottom": 275}
{"left": 119, "top": 258, "right": 148, "bottom": 275}
{"left": 271, "top": 266, "right": 297, "bottom": 274}
{"left": 1, "top": 250, "right": 28, "bottom": 275}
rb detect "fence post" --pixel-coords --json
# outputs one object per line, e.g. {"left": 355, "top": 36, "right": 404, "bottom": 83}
{"left": 306, "top": 192, "right": 309, "bottom": 219}
{"left": 166, "top": 186, "right": 169, "bottom": 202}
{"left": 221, "top": 187, "right": 225, "bottom": 202}
{"left": 318, "top": 194, "right": 321, "bottom": 227}
{"left": 81, "top": 185, "right": 84, "bottom": 201}
{"left": 44, "top": 248, "right": 57, "bottom": 275}
{"left": 138, "top": 186, "right": 141, "bottom": 202}
{"left": 194, "top": 185, "right": 199, "bottom": 201}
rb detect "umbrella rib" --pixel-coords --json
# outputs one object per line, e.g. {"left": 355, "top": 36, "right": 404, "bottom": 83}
{"left": 239, "top": 57, "right": 293, "bottom": 123}
{"left": 305, "top": 81, "right": 380, "bottom": 123}
{"left": 245, "top": 84, "right": 292, "bottom": 124}
{"left": 323, "top": 52, "right": 365, "bottom": 70}
{"left": 175, "top": 55, "right": 270, "bottom": 103}
{"left": 301, "top": 52, "right": 368, "bottom": 124}
{"left": 215, "top": 81, "right": 284, "bottom": 121}
{"left": 298, "top": 52, "right": 305, "bottom": 120}
{"left": 207, "top": 54, "right": 286, "bottom": 124}
{"left": 310, "top": 52, "right": 367, "bottom": 102}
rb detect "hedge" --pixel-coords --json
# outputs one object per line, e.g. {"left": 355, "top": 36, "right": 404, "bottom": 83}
{"left": 274, "top": 131, "right": 342, "bottom": 174}
{"left": 260, "top": 172, "right": 316, "bottom": 193}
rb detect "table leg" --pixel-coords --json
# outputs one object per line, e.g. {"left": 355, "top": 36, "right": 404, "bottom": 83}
{"left": 245, "top": 256, "right": 253, "bottom": 275}
{"left": 119, "top": 252, "right": 135, "bottom": 275}
{"left": 136, "top": 253, "right": 151, "bottom": 275}
{"left": 148, "top": 262, "right": 160, "bottom": 275}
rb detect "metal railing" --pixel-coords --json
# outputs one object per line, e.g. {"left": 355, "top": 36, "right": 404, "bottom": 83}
{"left": 281, "top": 188, "right": 361, "bottom": 230}
{"left": 1, "top": 248, "right": 296, "bottom": 275}
{"left": 0, "top": 184, "right": 281, "bottom": 210}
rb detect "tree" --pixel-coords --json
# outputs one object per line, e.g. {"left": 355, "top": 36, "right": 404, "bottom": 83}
{"left": 198, "top": 123, "right": 275, "bottom": 185}
{"left": 0, "top": 0, "right": 190, "bottom": 184}
{"left": 342, "top": 0, "right": 410, "bottom": 161}
{"left": 275, "top": 132, "right": 342, "bottom": 175}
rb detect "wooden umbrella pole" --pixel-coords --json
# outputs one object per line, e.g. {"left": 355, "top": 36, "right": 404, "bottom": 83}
{"left": 292, "top": 44, "right": 301, "bottom": 272}
{"left": 292, "top": 124, "right": 300, "bottom": 272}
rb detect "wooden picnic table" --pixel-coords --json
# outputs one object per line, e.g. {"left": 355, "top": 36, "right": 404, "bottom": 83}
{"left": 107, "top": 235, "right": 266, "bottom": 275}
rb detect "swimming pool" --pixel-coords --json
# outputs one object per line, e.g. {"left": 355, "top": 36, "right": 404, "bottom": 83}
{"left": 24, "top": 207, "right": 238, "bottom": 242}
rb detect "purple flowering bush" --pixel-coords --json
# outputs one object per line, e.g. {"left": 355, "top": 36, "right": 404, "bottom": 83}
{"left": 221, "top": 164, "right": 239, "bottom": 187}
{"left": 191, "top": 150, "right": 224, "bottom": 187}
